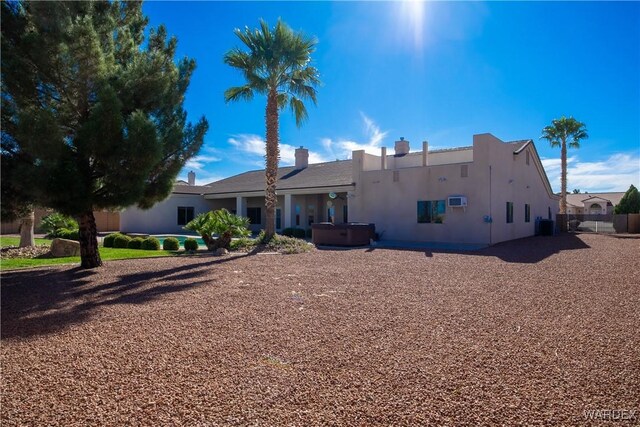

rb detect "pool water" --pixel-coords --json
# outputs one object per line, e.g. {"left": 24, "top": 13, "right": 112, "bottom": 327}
{"left": 154, "top": 235, "right": 205, "bottom": 247}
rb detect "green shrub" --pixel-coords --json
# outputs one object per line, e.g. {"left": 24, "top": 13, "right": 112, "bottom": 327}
{"left": 163, "top": 237, "right": 180, "bottom": 251}
{"left": 282, "top": 227, "right": 306, "bottom": 238}
{"left": 141, "top": 236, "right": 160, "bottom": 250}
{"left": 103, "top": 233, "right": 122, "bottom": 248}
{"left": 184, "top": 238, "right": 199, "bottom": 251}
{"left": 55, "top": 228, "right": 80, "bottom": 240}
{"left": 306, "top": 228, "right": 313, "bottom": 238}
{"left": 229, "top": 237, "right": 256, "bottom": 251}
{"left": 267, "top": 234, "right": 314, "bottom": 254}
{"left": 128, "top": 237, "right": 144, "bottom": 249}
{"left": 41, "top": 212, "right": 78, "bottom": 236}
{"left": 184, "top": 209, "right": 251, "bottom": 250}
{"left": 113, "top": 234, "right": 132, "bottom": 248}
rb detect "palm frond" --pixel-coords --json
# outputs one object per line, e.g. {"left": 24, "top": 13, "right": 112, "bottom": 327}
{"left": 289, "top": 96, "right": 308, "bottom": 127}
{"left": 224, "top": 85, "right": 254, "bottom": 103}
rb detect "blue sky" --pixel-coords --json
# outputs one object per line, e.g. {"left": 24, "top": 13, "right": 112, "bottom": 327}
{"left": 143, "top": 1, "right": 639, "bottom": 193}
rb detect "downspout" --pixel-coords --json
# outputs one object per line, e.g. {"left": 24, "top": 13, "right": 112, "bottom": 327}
{"left": 489, "top": 165, "right": 492, "bottom": 245}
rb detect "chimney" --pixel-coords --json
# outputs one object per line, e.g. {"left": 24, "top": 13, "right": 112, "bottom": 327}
{"left": 381, "top": 147, "right": 387, "bottom": 170}
{"left": 422, "top": 140, "right": 429, "bottom": 166}
{"left": 395, "top": 137, "right": 410, "bottom": 156}
{"left": 188, "top": 171, "right": 196, "bottom": 186}
{"left": 295, "top": 146, "right": 309, "bottom": 169}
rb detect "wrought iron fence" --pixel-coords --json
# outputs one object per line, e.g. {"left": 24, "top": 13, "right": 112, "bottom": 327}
{"left": 558, "top": 214, "right": 629, "bottom": 234}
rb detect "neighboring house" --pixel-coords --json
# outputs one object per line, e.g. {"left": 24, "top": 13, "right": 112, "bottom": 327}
{"left": 120, "top": 133, "right": 560, "bottom": 245}
{"left": 565, "top": 192, "right": 625, "bottom": 215}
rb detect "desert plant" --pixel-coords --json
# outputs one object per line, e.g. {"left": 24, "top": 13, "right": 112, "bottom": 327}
{"left": 183, "top": 238, "right": 199, "bottom": 251}
{"left": 163, "top": 237, "right": 180, "bottom": 251}
{"left": 113, "top": 234, "right": 132, "bottom": 248}
{"left": 540, "top": 117, "right": 588, "bottom": 214}
{"left": 103, "top": 233, "right": 122, "bottom": 248}
{"left": 224, "top": 19, "right": 320, "bottom": 239}
{"left": 41, "top": 212, "right": 78, "bottom": 236}
{"left": 128, "top": 237, "right": 144, "bottom": 250}
{"left": 185, "top": 209, "right": 251, "bottom": 250}
{"left": 141, "top": 237, "right": 161, "bottom": 251}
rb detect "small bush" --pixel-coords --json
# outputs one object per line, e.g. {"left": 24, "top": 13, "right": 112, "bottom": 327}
{"left": 103, "top": 233, "right": 122, "bottom": 247}
{"left": 184, "top": 238, "right": 199, "bottom": 251}
{"left": 306, "top": 228, "right": 313, "bottom": 238}
{"left": 229, "top": 237, "right": 256, "bottom": 252}
{"left": 163, "top": 237, "right": 180, "bottom": 251}
{"left": 141, "top": 236, "right": 161, "bottom": 250}
{"left": 267, "top": 234, "right": 314, "bottom": 254}
{"left": 113, "top": 234, "right": 132, "bottom": 248}
{"left": 128, "top": 237, "right": 144, "bottom": 249}
{"left": 282, "top": 227, "right": 306, "bottom": 238}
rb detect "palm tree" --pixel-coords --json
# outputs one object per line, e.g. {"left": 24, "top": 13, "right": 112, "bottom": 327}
{"left": 540, "top": 116, "right": 588, "bottom": 214}
{"left": 224, "top": 19, "right": 320, "bottom": 239}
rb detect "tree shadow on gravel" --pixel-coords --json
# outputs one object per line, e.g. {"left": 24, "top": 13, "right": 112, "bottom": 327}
{"left": 1, "top": 252, "right": 254, "bottom": 340}
{"left": 325, "top": 234, "right": 591, "bottom": 264}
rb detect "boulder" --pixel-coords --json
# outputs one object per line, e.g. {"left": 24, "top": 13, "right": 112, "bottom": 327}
{"left": 50, "top": 238, "right": 81, "bottom": 257}
{"left": 213, "top": 248, "right": 228, "bottom": 256}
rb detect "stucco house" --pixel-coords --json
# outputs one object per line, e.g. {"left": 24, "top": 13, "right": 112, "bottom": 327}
{"left": 565, "top": 192, "right": 625, "bottom": 215}
{"left": 121, "top": 133, "right": 560, "bottom": 245}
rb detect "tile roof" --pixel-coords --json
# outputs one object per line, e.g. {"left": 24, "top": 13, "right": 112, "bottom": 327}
{"left": 202, "top": 160, "right": 353, "bottom": 195}
{"left": 565, "top": 192, "right": 625, "bottom": 207}
{"left": 172, "top": 182, "right": 213, "bottom": 195}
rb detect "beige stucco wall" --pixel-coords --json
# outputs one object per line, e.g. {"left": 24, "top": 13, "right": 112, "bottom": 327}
{"left": 349, "top": 134, "right": 559, "bottom": 245}
{"left": 120, "top": 194, "right": 216, "bottom": 234}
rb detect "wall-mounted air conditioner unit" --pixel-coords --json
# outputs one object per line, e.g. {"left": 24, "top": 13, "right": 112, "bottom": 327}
{"left": 448, "top": 196, "right": 468, "bottom": 207}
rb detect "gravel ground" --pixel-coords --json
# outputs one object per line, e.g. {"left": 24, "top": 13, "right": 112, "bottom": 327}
{"left": 2, "top": 233, "right": 639, "bottom": 426}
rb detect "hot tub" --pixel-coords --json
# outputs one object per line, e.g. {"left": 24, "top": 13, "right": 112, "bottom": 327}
{"left": 311, "top": 223, "right": 375, "bottom": 246}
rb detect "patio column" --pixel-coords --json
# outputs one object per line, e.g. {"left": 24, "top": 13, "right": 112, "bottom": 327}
{"left": 236, "top": 196, "right": 247, "bottom": 217}
{"left": 284, "top": 194, "right": 292, "bottom": 228}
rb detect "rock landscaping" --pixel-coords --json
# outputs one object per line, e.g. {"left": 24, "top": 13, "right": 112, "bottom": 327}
{"left": 1, "top": 233, "right": 638, "bottom": 426}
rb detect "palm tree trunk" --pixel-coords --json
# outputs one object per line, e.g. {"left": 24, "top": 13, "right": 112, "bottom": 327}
{"left": 264, "top": 88, "right": 279, "bottom": 239}
{"left": 18, "top": 210, "right": 35, "bottom": 248}
{"left": 560, "top": 138, "right": 567, "bottom": 214}
{"left": 78, "top": 210, "right": 102, "bottom": 268}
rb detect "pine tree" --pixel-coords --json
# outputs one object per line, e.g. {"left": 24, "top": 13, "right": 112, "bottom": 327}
{"left": 1, "top": 1, "right": 208, "bottom": 268}
{"left": 614, "top": 185, "right": 640, "bottom": 214}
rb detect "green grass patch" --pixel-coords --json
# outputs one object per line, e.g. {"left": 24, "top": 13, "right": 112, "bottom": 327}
{"left": 0, "top": 236, "right": 51, "bottom": 248}
{"left": 1, "top": 245, "right": 178, "bottom": 270}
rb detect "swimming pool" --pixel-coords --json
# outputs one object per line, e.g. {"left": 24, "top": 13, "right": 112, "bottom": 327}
{"left": 153, "top": 235, "right": 205, "bottom": 247}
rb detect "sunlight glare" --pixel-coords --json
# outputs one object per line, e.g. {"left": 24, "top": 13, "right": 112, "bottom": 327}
{"left": 397, "top": 0, "right": 428, "bottom": 51}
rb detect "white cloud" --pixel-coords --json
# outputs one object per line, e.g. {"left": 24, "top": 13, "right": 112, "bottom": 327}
{"left": 185, "top": 154, "right": 221, "bottom": 171}
{"left": 320, "top": 112, "right": 390, "bottom": 159}
{"left": 228, "top": 134, "right": 330, "bottom": 166}
{"left": 541, "top": 153, "right": 640, "bottom": 193}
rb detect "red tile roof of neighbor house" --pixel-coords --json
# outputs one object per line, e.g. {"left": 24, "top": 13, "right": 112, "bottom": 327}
{"left": 566, "top": 192, "right": 626, "bottom": 207}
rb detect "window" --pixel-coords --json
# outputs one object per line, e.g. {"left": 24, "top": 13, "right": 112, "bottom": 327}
{"left": 177, "top": 206, "right": 195, "bottom": 226}
{"left": 417, "top": 200, "right": 446, "bottom": 223}
{"left": 247, "top": 207, "right": 261, "bottom": 225}
{"left": 461, "top": 165, "right": 468, "bottom": 178}
{"left": 275, "top": 208, "right": 282, "bottom": 229}
{"left": 343, "top": 205, "right": 348, "bottom": 223}
{"left": 525, "top": 204, "right": 531, "bottom": 223}
{"left": 506, "top": 202, "right": 514, "bottom": 223}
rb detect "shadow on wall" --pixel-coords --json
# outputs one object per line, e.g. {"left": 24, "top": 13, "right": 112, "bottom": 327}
{"left": 318, "top": 234, "right": 591, "bottom": 264}
{"left": 0, "top": 253, "right": 253, "bottom": 340}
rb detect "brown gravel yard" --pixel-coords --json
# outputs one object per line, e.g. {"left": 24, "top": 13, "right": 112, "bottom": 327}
{"left": 2, "top": 233, "right": 639, "bottom": 426}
